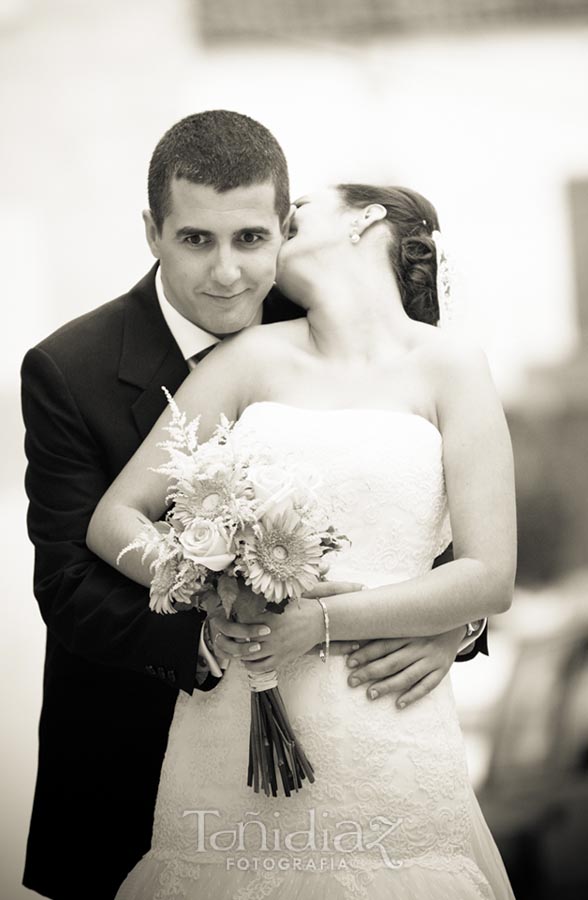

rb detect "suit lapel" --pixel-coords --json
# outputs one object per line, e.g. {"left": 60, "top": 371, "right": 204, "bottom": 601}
{"left": 130, "top": 346, "right": 189, "bottom": 440}
{"left": 118, "top": 266, "right": 189, "bottom": 440}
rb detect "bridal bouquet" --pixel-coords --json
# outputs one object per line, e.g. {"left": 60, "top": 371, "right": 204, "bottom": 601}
{"left": 120, "top": 390, "right": 346, "bottom": 798}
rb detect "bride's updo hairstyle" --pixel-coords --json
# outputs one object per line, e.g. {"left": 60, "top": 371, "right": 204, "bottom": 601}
{"left": 338, "top": 184, "right": 441, "bottom": 326}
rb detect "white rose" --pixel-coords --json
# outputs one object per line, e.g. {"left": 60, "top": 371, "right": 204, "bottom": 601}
{"left": 248, "top": 464, "right": 297, "bottom": 520}
{"left": 179, "top": 520, "right": 235, "bottom": 572}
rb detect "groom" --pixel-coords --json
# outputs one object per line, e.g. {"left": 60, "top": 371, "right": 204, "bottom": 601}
{"left": 21, "top": 110, "right": 487, "bottom": 900}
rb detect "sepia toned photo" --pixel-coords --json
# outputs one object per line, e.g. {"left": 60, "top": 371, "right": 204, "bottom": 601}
{"left": 1, "top": 2, "right": 587, "bottom": 898}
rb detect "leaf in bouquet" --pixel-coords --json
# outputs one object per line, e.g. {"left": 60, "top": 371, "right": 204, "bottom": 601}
{"left": 199, "top": 589, "right": 223, "bottom": 617}
{"left": 321, "top": 529, "right": 351, "bottom": 554}
{"left": 263, "top": 598, "right": 289, "bottom": 615}
{"left": 217, "top": 574, "right": 240, "bottom": 618}
{"left": 234, "top": 588, "right": 269, "bottom": 623}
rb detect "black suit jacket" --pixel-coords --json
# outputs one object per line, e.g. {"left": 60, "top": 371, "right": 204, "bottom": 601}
{"left": 21, "top": 265, "right": 486, "bottom": 899}
{"left": 20, "top": 266, "right": 303, "bottom": 899}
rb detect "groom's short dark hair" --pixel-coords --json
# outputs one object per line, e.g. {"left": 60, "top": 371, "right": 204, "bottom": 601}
{"left": 148, "top": 110, "right": 290, "bottom": 232}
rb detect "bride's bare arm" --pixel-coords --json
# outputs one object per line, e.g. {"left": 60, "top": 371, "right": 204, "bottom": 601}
{"left": 87, "top": 331, "right": 263, "bottom": 585}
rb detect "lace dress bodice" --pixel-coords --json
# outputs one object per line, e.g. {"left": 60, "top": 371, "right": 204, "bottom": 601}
{"left": 115, "top": 403, "right": 514, "bottom": 900}
{"left": 235, "top": 403, "right": 452, "bottom": 588}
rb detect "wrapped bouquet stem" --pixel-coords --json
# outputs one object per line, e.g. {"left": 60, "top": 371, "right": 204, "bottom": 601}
{"left": 119, "top": 391, "right": 346, "bottom": 798}
{"left": 223, "top": 581, "right": 315, "bottom": 798}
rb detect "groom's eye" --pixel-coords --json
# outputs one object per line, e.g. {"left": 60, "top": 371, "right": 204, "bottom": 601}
{"left": 239, "top": 232, "right": 263, "bottom": 245}
{"left": 185, "top": 233, "right": 211, "bottom": 247}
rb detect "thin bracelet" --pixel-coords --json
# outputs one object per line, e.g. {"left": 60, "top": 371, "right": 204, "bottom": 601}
{"left": 316, "top": 597, "right": 330, "bottom": 663}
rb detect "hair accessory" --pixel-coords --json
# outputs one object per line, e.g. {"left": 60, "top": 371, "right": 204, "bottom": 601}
{"left": 431, "top": 230, "right": 454, "bottom": 327}
{"left": 316, "top": 597, "right": 330, "bottom": 663}
{"left": 422, "top": 218, "right": 427, "bottom": 226}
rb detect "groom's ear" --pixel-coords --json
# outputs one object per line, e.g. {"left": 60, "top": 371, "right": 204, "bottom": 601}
{"left": 280, "top": 204, "right": 297, "bottom": 242}
{"left": 142, "top": 209, "right": 161, "bottom": 259}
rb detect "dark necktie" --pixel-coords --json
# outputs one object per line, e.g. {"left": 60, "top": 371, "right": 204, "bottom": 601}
{"left": 188, "top": 344, "right": 217, "bottom": 370}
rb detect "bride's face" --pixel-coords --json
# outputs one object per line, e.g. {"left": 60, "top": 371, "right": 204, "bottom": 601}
{"left": 277, "top": 188, "right": 351, "bottom": 296}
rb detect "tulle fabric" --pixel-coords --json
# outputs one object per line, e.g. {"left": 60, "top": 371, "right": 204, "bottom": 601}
{"left": 116, "top": 841, "right": 508, "bottom": 900}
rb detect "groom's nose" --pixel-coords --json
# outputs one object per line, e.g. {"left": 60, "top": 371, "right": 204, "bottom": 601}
{"left": 210, "top": 245, "right": 241, "bottom": 288}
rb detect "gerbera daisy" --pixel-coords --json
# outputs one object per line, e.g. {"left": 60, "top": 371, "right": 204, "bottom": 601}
{"left": 241, "top": 509, "right": 324, "bottom": 604}
{"left": 169, "top": 472, "right": 252, "bottom": 528}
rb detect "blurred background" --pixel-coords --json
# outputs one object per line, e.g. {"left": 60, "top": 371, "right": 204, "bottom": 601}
{"left": 1, "top": 0, "right": 587, "bottom": 897}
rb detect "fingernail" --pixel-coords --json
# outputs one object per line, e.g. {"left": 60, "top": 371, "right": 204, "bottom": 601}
{"left": 347, "top": 659, "right": 358, "bottom": 668}
{"left": 397, "top": 700, "right": 406, "bottom": 709}
{"left": 349, "top": 677, "right": 359, "bottom": 687}
{"left": 258, "top": 626, "right": 271, "bottom": 636}
{"left": 351, "top": 643, "right": 360, "bottom": 651}
{"left": 249, "top": 643, "right": 261, "bottom": 653}
{"left": 369, "top": 688, "right": 379, "bottom": 700}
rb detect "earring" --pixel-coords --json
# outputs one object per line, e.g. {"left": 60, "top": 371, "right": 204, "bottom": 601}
{"left": 349, "top": 220, "right": 360, "bottom": 244}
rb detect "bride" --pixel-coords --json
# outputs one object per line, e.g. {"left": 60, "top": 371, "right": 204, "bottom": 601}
{"left": 88, "top": 183, "right": 516, "bottom": 899}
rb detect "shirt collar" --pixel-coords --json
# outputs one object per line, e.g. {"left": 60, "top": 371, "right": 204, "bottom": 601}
{"left": 155, "top": 267, "right": 220, "bottom": 361}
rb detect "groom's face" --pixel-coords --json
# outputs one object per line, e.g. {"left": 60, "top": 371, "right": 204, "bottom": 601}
{"left": 144, "top": 178, "right": 286, "bottom": 336}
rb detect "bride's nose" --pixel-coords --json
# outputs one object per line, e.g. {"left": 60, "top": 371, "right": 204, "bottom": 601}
{"left": 210, "top": 246, "right": 241, "bottom": 287}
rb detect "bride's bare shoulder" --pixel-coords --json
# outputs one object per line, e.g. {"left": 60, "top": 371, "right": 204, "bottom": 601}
{"left": 218, "top": 317, "right": 309, "bottom": 363}
{"left": 412, "top": 324, "right": 490, "bottom": 383}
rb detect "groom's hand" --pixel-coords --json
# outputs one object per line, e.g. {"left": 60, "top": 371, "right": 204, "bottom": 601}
{"left": 345, "top": 626, "right": 466, "bottom": 709}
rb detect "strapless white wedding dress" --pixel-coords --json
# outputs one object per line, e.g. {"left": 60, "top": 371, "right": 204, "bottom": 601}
{"left": 116, "top": 402, "right": 515, "bottom": 900}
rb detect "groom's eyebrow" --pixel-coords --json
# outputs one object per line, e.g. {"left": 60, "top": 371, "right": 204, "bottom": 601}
{"left": 175, "top": 226, "right": 273, "bottom": 237}
{"left": 175, "top": 226, "right": 214, "bottom": 238}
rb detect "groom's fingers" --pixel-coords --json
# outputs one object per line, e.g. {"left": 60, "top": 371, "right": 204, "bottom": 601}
{"left": 363, "top": 661, "right": 440, "bottom": 704}
{"left": 346, "top": 638, "right": 412, "bottom": 672}
{"left": 347, "top": 646, "right": 418, "bottom": 687}
{"left": 330, "top": 640, "right": 365, "bottom": 656}
{"left": 396, "top": 670, "right": 444, "bottom": 708}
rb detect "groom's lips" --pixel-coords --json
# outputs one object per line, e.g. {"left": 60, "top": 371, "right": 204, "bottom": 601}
{"left": 203, "top": 290, "right": 248, "bottom": 301}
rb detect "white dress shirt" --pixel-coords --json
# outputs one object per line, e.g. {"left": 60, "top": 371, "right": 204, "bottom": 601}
{"left": 155, "top": 268, "right": 224, "bottom": 679}
{"left": 156, "top": 268, "right": 220, "bottom": 362}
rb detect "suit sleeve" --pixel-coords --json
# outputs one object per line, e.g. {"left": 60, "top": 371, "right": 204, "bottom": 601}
{"left": 21, "top": 345, "right": 217, "bottom": 695}
{"left": 454, "top": 622, "right": 488, "bottom": 662}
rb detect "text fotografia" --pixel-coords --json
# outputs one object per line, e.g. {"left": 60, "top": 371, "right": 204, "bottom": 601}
{"left": 181, "top": 809, "right": 403, "bottom": 870}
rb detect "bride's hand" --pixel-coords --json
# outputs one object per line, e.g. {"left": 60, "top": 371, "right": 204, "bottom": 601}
{"left": 242, "top": 580, "right": 364, "bottom": 674}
